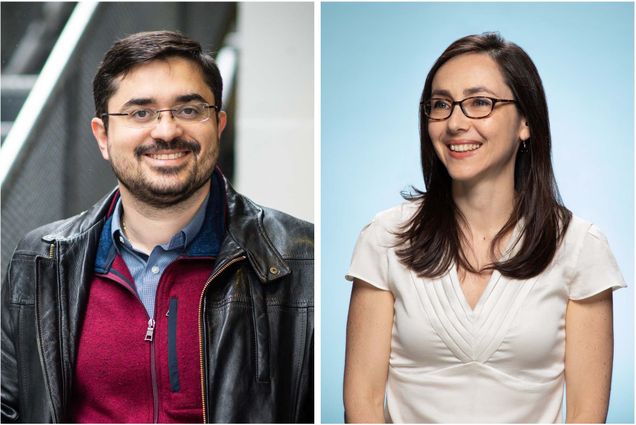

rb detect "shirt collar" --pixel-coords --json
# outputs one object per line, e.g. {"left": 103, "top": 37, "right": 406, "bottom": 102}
{"left": 110, "top": 192, "right": 210, "bottom": 253}
{"left": 96, "top": 170, "right": 226, "bottom": 273}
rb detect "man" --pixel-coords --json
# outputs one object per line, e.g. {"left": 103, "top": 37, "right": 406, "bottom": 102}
{"left": 1, "top": 31, "right": 313, "bottom": 423}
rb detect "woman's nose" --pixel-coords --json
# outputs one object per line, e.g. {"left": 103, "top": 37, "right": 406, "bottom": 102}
{"left": 446, "top": 104, "right": 470, "bottom": 133}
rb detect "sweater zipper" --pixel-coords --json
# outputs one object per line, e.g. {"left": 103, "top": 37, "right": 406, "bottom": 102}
{"left": 144, "top": 262, "right": 180, "bottom": 423}
{"left": 145, "top": 319, "right": 156, "bottom": 341}
{"left": 145, "top": 317, "right": 159, "bottom": 423}
{"left": 97, "top": 267, "right": 161, "bottom": 422}
{"left": 198, "top": 255, "right": 246, "bottom": 423}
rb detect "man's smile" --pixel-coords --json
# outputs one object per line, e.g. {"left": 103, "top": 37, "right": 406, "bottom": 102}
{"left": 146, "top": 151, "right": 188, "bottom": 160}
{"left": 141, "top": 149, "right": 193, "bottom": 169}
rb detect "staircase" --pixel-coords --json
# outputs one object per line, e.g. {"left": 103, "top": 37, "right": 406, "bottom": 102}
{"left": 1, "top": 3, "right": 75, "bottom": 144}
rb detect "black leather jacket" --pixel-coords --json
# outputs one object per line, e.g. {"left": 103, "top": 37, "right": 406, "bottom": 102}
{"left": 1, "top": 179, "right": 314, "bottom": 423}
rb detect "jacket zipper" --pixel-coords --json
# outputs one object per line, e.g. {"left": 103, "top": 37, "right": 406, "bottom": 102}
{"left": 36, "top": 239, "right": 61, "bottom": 421}
{"left": 198, "top": 255, "right": 246, "bottom": 423}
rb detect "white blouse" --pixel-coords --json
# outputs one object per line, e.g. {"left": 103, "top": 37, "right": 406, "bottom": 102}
{"left": 346, "top": 202, "right": 625, "bottom": 423}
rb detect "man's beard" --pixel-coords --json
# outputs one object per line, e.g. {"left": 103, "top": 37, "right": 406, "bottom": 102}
{"left": 109, "top": 137, "right": 216, "bottom": 209}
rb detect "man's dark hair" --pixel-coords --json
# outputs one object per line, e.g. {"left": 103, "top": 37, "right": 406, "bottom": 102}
{"left": 396, "top": 32, "right": 572, "bottom": 280}
{"left": 93, "top": 30, "right": 223, "bottom": 127}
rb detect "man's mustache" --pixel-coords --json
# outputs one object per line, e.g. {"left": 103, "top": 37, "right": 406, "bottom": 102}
{"left": 134, "top": 138, "right": 201, "bottom": 157}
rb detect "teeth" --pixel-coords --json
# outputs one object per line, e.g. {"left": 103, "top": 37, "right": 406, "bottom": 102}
{"left": 449, "top": 144, "right": 481, "bottom": 152}
{"left": 149, "top": 152, "right": 186, "bottom": 160}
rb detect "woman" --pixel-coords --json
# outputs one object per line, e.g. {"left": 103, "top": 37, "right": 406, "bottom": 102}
{"left": 344, "top": 33, "right": 625, "bottom": 423}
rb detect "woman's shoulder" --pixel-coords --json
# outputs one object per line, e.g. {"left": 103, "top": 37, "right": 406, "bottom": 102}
{"left": 356, "top": 201, "right": 421, "bottom": 246}
{"left": 559, "top": 215, "right": 625, "bottom": 299}
{"left": 368, "top": 200, "right": 421, "bottom": 230}
{"left": 563, "top": 214, "right": 607, "bottom": 245}
{"left": 559, "top": 213, "right": 615, "bottom": 268}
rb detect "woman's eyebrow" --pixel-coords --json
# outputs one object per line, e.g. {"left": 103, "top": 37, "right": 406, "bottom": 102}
{"left": 463, "top": 86, "right": 497, "bottom": 96}
{"left": 431, "top": 86, "right": 499, "bottom": 98}
{"left": 431, "top": 89, "right": 452, "bottom": 98}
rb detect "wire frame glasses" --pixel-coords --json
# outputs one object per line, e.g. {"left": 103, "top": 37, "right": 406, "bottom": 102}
{"left": 102, "top": 103, "right": 219, "bottom": 128}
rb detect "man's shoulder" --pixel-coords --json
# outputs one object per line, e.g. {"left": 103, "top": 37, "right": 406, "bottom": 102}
{"left": 12, "top": 191, "right": 114, "bottom": 258}
{"left": 14, "top": 215, "right": 83, "bottom": 256}
{"left": 227, "top": 189, "right": 313, "bottom": 262}
{"left": 259, "top": 204, "right": 314, "bottom": 260}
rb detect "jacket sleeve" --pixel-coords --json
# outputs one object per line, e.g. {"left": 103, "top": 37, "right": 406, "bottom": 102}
{"left": 2, "top": 267, "right": 21, "bottom": 423}
{"left": 305, "top": 334, "right": 314, "bottom": 422}
{"left": 298, "top": 331, "right": 313, "bottom": 423}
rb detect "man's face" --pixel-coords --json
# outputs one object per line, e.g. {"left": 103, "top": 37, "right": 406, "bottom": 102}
{"left": 91, "top": 56, "right": 227, "bottom": 208}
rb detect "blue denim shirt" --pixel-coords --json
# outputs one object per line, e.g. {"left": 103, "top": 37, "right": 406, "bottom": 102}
{"left": 110, "top": 195, "right": 209, "bottom": 319}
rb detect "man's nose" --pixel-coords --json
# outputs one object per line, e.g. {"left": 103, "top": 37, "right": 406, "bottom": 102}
{"left": 149, "top": 110, "right": 184, "bottom": 140}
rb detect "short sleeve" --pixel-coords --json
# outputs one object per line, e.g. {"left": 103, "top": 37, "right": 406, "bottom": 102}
{"left": 345, "top": 219, "right": 391, "bottom": 291}
{"left": 567, "top": 224, "right": 626, "bottom": 300}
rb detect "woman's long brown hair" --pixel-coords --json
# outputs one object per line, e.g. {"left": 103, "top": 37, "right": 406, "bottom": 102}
{"left": 396, "top": 33, "right": 571, "bottom": 279}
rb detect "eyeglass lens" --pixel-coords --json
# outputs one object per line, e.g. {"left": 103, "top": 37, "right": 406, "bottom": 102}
{"left": 426, "top": 97, "right": 495, "bottom": 120}
{"left": 121, "top": 103, "right": 213, "bottom": 127}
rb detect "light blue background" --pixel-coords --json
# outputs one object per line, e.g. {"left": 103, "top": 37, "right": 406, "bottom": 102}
{"left": 321, "top": 2, "right": 634, "bottom": 423}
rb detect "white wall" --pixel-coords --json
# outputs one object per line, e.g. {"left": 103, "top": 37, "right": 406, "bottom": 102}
{"left": 234, "top": 3, "right": 314, "bottom": 222}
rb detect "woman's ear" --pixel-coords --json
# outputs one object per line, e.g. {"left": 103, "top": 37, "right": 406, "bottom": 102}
{"left": 519, "top": 120, "right": 530, "bottom": 141}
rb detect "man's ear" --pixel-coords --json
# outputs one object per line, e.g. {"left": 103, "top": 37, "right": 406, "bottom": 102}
{"left": 91, "top": 117, "right": 110, "bottom": 160}
{"left": 217, "top": 111, "right": 228, "bottom": 137}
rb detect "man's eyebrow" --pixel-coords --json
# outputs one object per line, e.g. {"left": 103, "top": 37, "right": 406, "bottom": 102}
{"left": 175, "top": 93, "right": 210, "bottom": 104}
{"left": 122, "top": 98, "right": 155, "bottom": 108}
{"left": 120, "top": 94, "right": 211, "bottom": 109}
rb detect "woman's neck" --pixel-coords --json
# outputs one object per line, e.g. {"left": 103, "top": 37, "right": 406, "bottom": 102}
{"left": 452, "top": 177, "right": 516, "bottom": 241}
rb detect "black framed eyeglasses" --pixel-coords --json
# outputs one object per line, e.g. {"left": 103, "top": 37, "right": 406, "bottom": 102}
{"left": 101, "top": 103, "right": 220, "bottom": 128}
{"left": 422, "top": 96, "right": 517, "bottom": 121}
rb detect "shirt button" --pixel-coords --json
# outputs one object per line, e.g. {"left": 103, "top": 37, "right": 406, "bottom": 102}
{"left": 151, "top": 266, "right": 160, "bottom": 274}
{"left": 119, "top": 236, "right": 125, "bottom": 243}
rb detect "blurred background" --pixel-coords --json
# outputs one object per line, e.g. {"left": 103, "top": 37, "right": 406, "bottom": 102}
{"left": 1, "top": 2, "right": 313, "bottom": 272}
{"left": 321, "top": 2, "right": 634, "bottom": 423}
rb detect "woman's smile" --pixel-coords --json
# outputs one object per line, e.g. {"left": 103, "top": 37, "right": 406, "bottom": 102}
{"left": 446, "top": 140, "right": 484, "bottom": 159}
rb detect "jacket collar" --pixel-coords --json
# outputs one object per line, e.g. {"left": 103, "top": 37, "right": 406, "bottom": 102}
{"left": 222, "top": 176, "right": 291, "bottom": 283}
{"left": 94, "top": 172, "right": 226, "bottom": 273}
{"left": 43, "top": 168, "right": 290, "bottom": 282}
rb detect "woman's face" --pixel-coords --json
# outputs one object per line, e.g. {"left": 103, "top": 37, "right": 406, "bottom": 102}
{"left": 428, "top": 53, "right": 529, "bottom": 186}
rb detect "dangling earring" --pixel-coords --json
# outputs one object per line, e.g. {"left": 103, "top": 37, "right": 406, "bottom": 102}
{"left": 521, "top": 121, "right": 530, "bottom": 153}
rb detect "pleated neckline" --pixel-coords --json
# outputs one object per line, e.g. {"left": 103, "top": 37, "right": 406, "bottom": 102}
{"left": 409, "top": 219, "right": 540, "bottom": 363}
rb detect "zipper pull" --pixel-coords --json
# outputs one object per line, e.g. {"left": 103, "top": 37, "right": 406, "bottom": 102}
{"left": 145, "top": 319, "right": 156, "bottom": 342}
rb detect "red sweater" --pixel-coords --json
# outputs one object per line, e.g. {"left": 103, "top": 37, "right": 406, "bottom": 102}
{"left": 71, "top": 254, "right": 214, "bottom": 423}
{"left": 71, "top": 177, "right": 226, "bottom": 423}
